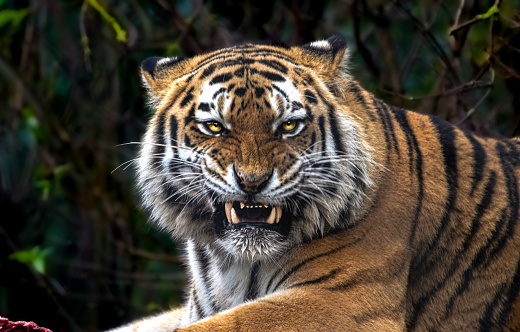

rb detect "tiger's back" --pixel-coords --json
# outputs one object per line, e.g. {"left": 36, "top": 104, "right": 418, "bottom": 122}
{"left": 111, "top": 36, "right": 520, "bottom": 331}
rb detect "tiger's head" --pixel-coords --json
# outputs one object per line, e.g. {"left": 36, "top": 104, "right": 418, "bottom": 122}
{"left": 138, "top": 35, "right": 374, "bottom": 262}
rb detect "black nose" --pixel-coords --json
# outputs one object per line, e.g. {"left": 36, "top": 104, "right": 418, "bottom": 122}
{"left": 234, "top": 166, "right": 271, "bottom": 193}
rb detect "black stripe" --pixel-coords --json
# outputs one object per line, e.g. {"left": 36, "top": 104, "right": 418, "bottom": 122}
{"left": 312, "top": 89, "right": 345, "bottom": 154}
{"left": 268, "top": 244, "right": 347, "bottom": 292}
{"left": 481, "top": 208, "right": 508, "bottom": 271}
{"left": 443, "top": 171, "right": 497, "bottom": 314}
{"left": 389, "top": 107, "right": 423, "bottom": 244}
{"left": 183, "top": 104, "right": 196, "bottom": 128}
{"left": 494, "top": 142, "right": 520, "bottom": 325}
{"left": 482, "top": 148, "right": 520, "bottom": 270}
{"left": 389, "top": 106, "right": 413, "bottom": 171}
{"left": 303, "top": 74, "right": 314, "bottom": 86}
{"left": 505, "top": 140, "right": 520, "bottom": 167}
{"left": 234, "top": 87, "right": 247, "bottom": 97}
{"left": 245, "top": 263, "right": 260, "bottom": 301}
{"left": 209, "top": 73, "right": 233, "bottom": 85}
{"left": 192, "top": 47, "right": 299, "bottom": 74}
{"left": 212, "top": 87, "right": 227, "bottom": 100}
{"left": 233, "top": 67, "right": 245, "bottom": 77}
{"left": 305, "top": 104, "right": 314, "bottom": 122}
{"left": 288, "top": 268, "right": 341, "bottom": 289}
{"left": 309, "top": 132, "right": 316, "bottom": 153}
{"left": 408, "top": 117, "right": 458, "bottom": 329}
{"left": 327, "top": 105, "right": 345, "bottom": 154}
{"left": 163, "top": 179, "right": 184, "bottom": 204}
{"left": 198, "top": 102, "right": 211, "bottom": 112}
{"left": 346, "top": 81, "right": 368, "bottom": 110}
{"left": 192, "top": 288, "right": 204, "bottom": 319}
{"left": 379, "top": 102, "right": 399, "bottom": 156}
{"left": 169, "top": 114, "right": 178, "bottom": 156}
{"left": 151, "top": 111, "right": 167, "bottom": 161}
{"left": 465, "top": 133, "right": 487, "bottom": 195}
{"left": 373, "top": 98, "right": 392, "bottom": 159}
{"left": 195, "top": 248, "right": 219, "bottom": 313}
{"left": 291, "top": 101, "right": 303, "bottom": 111}
{"left": 420, "top": 117, "right": 458, "bottom": 256}
{"left": 201, "top": 64, "right": 216, "bottom": 78}
{"left": 255, "top": 87, "right": 265, "bottom": 98}
{"left": 196, "top": 248, "right": 211, "bottom": 288}
{"left": 263, "top": 98, "right": 271, "bottom": 109}
{"left": 304, "top": 90, "right": 318, "bottom": 104}
{"left": 479, "top": 284, "right": 507, "bottom": 331}
{"left": 318, "top": 116, "right": 327, "bottom": 153}
{"left": 272, "top": 84, "right": 289, "bottom": 100}
{"left": 184, "top": 134, "right": 191, "bottom": 148}
{"left": 374, "top": 99, "right": 399, "bottom": 158}
{"left": 256, "top": 70, "right": 286, "bottom": 82}
{"left": 180, "top": 87, "right": 195, "bottom": 107}
{"left": 257, "top": 59, "right": 288, "bottom": 74}
{"left": 195, "top": 56, "right": 251, "bottom": 74}
{"left": 329, "top": 243, "right": 408, "bottom": 294}
{"left": 500, "top": 258, "right": 520, "bottom": 329}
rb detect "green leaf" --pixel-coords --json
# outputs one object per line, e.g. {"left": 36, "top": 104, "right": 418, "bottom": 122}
{"left": 36, "top": 179, "right": 51, "bottom": 200}
{"left": 166, "top": 42, "right": 182, "bottom": 56}
{"left": 0, "top": 9, "right": 29, "bottom": 30}
{"left": 475, "top": 2, "right": 500, "bottom": 21}
{"left": 9, "top": 247, "right": 52, "bottom": 275}
{"left": 53, "top": 164, "right": 70, "bottom": 178}
{"left": 87, "top": 0, "right": 127, "bottom": 43}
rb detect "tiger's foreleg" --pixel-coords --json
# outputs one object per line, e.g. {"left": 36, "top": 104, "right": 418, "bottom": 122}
{"left": 176, "top": 286, "right": 406, "bottom": 332}
{"left": 107, "top": 307, "right": 185, "bottom": 332}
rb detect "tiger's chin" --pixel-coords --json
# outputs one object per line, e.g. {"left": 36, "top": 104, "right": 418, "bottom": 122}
{"left": 212, "top": 200, "right": 294, "bottom": 262}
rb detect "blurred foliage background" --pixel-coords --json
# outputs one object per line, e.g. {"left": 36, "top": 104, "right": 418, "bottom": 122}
{"left": 0, "top": 0, "right": 519, "bottom": 331}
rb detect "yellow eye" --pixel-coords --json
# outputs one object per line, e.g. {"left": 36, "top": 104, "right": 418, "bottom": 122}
{"left": 206, "top": 121, "right": 223, "bottom": 133}
{"left": 281, "top": 120, "right": 297, "bottom": 132}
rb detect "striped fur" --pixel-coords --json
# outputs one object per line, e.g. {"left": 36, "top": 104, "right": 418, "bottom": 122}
{"left": 110, "top": 36, "right": 520, "bottom": 331}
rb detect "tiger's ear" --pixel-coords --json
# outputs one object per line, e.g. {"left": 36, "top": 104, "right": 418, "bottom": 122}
{"left": 293, "top": 35, "right": 349, "bottom": 81}
{"left": 140, "top": 56, "right": 187, "bottom": 98}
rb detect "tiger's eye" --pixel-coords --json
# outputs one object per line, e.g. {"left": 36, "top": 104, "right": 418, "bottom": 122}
{"left": 207, "top": 122, "right": 223, "bottom": 133}
{"left": 282, "top": 121, "right": 296, "bottom": 131}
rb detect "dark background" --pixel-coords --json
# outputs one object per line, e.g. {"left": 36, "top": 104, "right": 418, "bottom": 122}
{"left": 1, "top": 0, "right": 519, "bottom": 331}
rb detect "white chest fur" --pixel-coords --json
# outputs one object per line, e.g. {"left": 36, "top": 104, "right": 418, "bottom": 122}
{"left": 180, "top": 240, "right": 282, "bottom": 326}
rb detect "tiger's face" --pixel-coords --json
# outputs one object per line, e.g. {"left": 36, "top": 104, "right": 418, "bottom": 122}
{"left": 138, "top": 36, "right": 374, "bottom": 261}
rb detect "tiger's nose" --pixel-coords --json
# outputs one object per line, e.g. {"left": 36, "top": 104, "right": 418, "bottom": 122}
{"left": 234, "top": 167, "right": 272, "bottom": 193}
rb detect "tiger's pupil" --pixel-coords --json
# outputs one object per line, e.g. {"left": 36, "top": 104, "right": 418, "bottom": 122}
{"left": 282, "top": 121, "right": 296, "bottom": 131}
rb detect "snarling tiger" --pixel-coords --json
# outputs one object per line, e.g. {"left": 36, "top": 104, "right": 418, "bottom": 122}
{"left": 110, "top": 36, "right": 520, "bottom": 331}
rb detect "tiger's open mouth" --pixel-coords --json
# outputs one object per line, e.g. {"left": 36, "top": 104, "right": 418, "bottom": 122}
{"left": 213, "top": 201, "right": 291, "bottom": 237}
{"left": 224, "top": 202, "right": 283, "bottom": 225}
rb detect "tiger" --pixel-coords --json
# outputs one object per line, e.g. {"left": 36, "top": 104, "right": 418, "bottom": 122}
{"left": 109, "top": 35, "right": 520, "bottom": 331}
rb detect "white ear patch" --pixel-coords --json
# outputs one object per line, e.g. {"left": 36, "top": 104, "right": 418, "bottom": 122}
{"left": 309, "top": 40, "right": 331, "bottom": 49}
{"left": 157, "top": 56, "right": 179, "bottom": 67}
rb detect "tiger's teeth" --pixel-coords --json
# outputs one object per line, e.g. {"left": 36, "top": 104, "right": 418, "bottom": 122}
{"left": 240, "top": 202, "right": 245, "bottom": 209}
{"left": 275, "top": 206, "right": 282, "bottom": 223}
{"left": 266, "top": 207, "right": 276, "bottom": 224}
{"left": 225, "top": 202, "right": 233, "bottom": 223}
{"left": 231, "top": 207, "right": 240, "bottom": 224}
